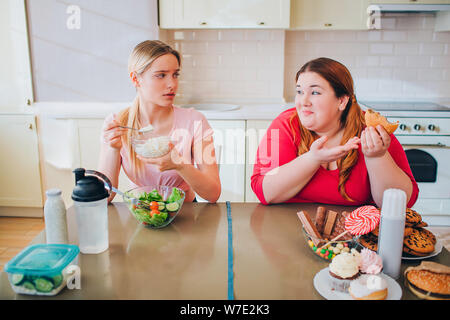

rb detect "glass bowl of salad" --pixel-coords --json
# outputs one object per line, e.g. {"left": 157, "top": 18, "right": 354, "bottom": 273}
{"left": 123, "top": 185, "right": 185, "bottom": 229}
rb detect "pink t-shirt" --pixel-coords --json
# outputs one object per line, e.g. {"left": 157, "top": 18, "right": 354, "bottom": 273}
{"left": 105, "top": 106, "right": 213, "bottom": 201}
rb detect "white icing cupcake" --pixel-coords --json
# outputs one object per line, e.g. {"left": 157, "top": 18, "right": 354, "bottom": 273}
{"left": 328, "top": 252, "right": 360, "bottom": 292}
{"left": 349, "top": 274, "right": 388, "bottom": 300}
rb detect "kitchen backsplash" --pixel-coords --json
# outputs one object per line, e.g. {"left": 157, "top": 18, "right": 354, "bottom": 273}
{"left": 27, "top": 2, "right": 449, "bottom": 104}
{"left": 164, "top": 13, "right": 450, "bottom": 104}
{"left": 163, "top": 29, "right": 285, "bottom": 104}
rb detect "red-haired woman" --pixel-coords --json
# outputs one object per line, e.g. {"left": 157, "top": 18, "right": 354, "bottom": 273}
{"left": 251, "top": 57, "right": 419, "bottom": 207}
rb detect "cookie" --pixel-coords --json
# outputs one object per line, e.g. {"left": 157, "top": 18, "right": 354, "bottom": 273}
{"left": 371, "top": 225, "right": 379, "bottom": 237}
{"left": 406, "top": 208, "right": 422, "bottom": 225}
{"left": 416, "top": 228, "right": 437, "bottom": 245}
{"left": 359, "top": 234, "right": 378, "bottom": 252}
{"left": 403, "top": 229, "right": 435, "bottom": 254}
{"left": 365, "top": 109, "right": 399, "bottom": 134}
{"left": 404, "top": 227, "right": 413, "bottom": 238}
{"left": 414, "top": 221, "right": 428, "bottom": 228}
{"left": 403, "top": 245, "right": 429, "bottom": 257}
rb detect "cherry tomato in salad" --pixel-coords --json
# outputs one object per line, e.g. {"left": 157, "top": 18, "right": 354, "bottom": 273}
{"left": 150, "top": 201, "right": 159, "bottom": 210}
{"left": 151, "top": 209, "right": 160, "bottom": 215}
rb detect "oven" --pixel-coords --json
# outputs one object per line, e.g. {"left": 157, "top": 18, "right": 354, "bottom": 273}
{"left": 361, "top": 102, "right": 450, "bottom": 226}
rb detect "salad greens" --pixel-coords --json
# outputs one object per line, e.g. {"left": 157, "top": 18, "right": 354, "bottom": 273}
{"left": 126, "top": 188, "right": 183, "bottom": 228}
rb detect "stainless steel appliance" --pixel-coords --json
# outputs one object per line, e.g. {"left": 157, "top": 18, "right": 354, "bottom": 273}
{"left": 361, "top": 101, "right": 450, "bottom": 226}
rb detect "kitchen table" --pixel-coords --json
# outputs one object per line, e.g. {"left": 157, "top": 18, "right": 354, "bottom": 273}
{"left": 0, "top": 203, "right": 448, "bottom": 300}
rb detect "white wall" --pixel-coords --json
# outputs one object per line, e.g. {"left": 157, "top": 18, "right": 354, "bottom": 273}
{"left": 285, "top": 13, "right": 450, "bottom": 102}
{"left": 163, "top": 13, "right": 450, "bottom": 104}
{"left": 26, "top": 0, "right": 159, "bottom": 102}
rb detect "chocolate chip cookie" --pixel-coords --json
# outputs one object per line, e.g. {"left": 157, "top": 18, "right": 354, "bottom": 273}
{"left": 404, "top": 228, "right": 435, "bottom": 254}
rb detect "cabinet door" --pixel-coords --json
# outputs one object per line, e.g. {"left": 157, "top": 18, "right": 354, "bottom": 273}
{"left": 160, "top": 0, "right": 290, "bottom": 29}
{"left": 291, "top": 0, "right": 370, "bottom": 30}
{"left": 76, "top": 119, "right": 135, "bottom": 200}
{"left": 245, "top": 120, "right": 271, "bottom": 202}
{"left": 197, "top": 120, "right": 246, "bottom": 202}
{"left": 0, "top": 0, "right": 33, "bottom": 112}
{"left": 0, "top": 115, "right": 43, "bottom": 207}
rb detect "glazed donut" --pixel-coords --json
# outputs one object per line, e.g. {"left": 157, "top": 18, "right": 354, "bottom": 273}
{"left": 364, "top": 109, "right": 399, "bottom": 135}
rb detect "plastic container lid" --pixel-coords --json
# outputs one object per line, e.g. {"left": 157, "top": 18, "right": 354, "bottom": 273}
{"left": 4, "top": 244, "right": 79, "bottom": 276}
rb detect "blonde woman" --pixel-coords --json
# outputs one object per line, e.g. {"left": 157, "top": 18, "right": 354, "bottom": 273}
{"left": 99, "top": 40, "right": 221, "bottom": 203}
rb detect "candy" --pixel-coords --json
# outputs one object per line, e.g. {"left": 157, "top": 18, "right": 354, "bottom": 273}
{"left": 345, "top": 205, "right": 380, "bottom": 236}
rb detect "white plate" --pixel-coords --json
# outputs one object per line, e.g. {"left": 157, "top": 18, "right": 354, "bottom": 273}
{"left": 402, "top": 239, "right": 443, "bottom": 260}
{"left": 313, "top": 267, "right": 402, "bottom": 300}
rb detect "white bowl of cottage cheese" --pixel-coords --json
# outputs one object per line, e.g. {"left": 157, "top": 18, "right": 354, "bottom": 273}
{"left": 132, "top": 132, "right": 172, "bottom": 158}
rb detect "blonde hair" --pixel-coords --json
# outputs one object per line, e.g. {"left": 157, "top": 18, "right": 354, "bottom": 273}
{"left": 116, "top": 40, "right": 181, "bottom": 172}
{"left": 289, "top": 57, "right": 365, "bottom": 202}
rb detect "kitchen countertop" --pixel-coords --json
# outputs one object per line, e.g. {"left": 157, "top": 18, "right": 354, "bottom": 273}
{"left": 32, "top": 100, "right": 450, "bottom": 121}
{"left": 0, "top": 202, "right": 448, "bottom": 300}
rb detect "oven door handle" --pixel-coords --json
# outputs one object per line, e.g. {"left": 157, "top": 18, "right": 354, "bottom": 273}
{"left": 402, "top": 143, "right": 447, "bottom": 148}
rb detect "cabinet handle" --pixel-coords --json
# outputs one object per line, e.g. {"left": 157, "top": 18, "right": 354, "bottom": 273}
{"left": 200, "top": 22, "right": 207, "bottom": 25}
{"left": 26, "top": 99, "right": 32, "bottom": 106}
{"left": 258, "top": 22, "right": 265, "bottom": 25}
{"left": 324, "top": 23, "right": 332, "bottom": 27}
{"left": 28, "top": 123, "right": 33, "bottom": 130}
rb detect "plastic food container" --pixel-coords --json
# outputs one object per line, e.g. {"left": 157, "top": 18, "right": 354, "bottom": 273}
{"left": 301, "top": 228, "right": 359, "bottom": 261}
{"left": 4, "top": 244, "right": 79, "bottom": 296}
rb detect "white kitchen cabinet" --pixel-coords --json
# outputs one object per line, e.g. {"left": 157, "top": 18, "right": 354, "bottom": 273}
{"left": 159, "top": 0, "right": 290, "bottom": 29}
{"left": 197, "top": 120, "right": 246, "bottom": 202}
{"left": 435, "top": 10, "right": 450, "bottom": 31}
{"left": 245, "top": 120, "right": 271, "bottom": 202}
{"left": 290, "top": 0, "right": 370, "bottom": 30}
{"left": 0, "top": 114, "right": 43, "bottom": 207}
{"left": 0, "top": 0, "right": 33, "bottom": 112}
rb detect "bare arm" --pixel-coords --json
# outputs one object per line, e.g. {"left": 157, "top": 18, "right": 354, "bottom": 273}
{"left": 262, "top": 151, "right": 320, "bottom": 203}
{"left": 262, "top": 135, "right": 360, "bottom": 204}
{"left": 178, "top": 136, "right": 221, "bottom": 202}
{"left": 362, "top": 126, "right": 412, "bottom": 207}
{"left": 98, "top": 144, "right": 121, "bottom": 203}
{"left": 97, "top": 114, "right": 127, "bottom": 203}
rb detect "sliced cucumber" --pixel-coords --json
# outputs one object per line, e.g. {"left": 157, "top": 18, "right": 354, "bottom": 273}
{"left": 22, "top": 281, "right": 35, "bottom": 290}
{"left": 11, "top": 273, "right": 25, "bottom": 285}
{"left": 34, "top": 278, "right": 54, "bottom": 293}
{"left": 51, "top": 274, "right": 64, "bottom": 287}
{"left": 166, "top": 202, "right": 179, "bottom": 212}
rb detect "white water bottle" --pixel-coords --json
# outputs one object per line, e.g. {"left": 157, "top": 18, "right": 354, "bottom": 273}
{"left": 44, "top": 189, "right": 69, "bottom": 244}
{"left": 377, "top": 189, "right": 406, "bottom": 279}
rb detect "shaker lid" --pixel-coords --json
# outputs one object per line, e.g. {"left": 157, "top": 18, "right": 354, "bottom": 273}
{"left": 46, "top": 188, "right": 62, "bottom": 197}
{"left": 71, "top": 168, "right": 109, "bottom": 202}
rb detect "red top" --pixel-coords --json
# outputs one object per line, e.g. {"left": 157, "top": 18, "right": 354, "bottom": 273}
{"left": 251, "top": 108, "right": 419, "bottom": 207}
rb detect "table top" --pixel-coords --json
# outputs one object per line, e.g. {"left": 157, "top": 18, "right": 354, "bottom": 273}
{"left": 0, "top": 202, "right": 448, "bottom": 300}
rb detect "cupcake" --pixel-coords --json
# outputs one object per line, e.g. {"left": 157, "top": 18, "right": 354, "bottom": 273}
{"left": 359, "top": 248, "right": 383, "bottom": 275}
{"left": 328, "top": 250, "right": 360, "bottom": 292}
{"left": 349, "top": 274, "right": 388, "bottom": 300}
